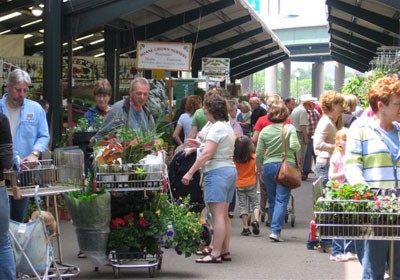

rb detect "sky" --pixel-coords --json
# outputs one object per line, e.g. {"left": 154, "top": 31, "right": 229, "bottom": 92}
{"left": 258, "top": 0, "right": 328, "bottom": 29}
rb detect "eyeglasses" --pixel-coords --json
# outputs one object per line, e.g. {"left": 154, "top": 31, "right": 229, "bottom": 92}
{"left": 13, "top": 87, "right": 29, "bottom": 93}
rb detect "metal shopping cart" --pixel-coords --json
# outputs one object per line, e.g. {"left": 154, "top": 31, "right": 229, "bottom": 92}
{"left": 95, "top": 157, "right": 166, "bottom": 278}
{"left": 314, "top": 199, "right": 400, "bottom": 280}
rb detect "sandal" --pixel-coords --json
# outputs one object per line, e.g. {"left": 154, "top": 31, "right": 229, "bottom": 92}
{"left": 195, "top": 254, "right": 222, "bottom": 264}
{"left": 221, "top": 252, "right": 232, "bottom": 261}
{"left": 196, "top": 247, "right": 212, "bottom": 256}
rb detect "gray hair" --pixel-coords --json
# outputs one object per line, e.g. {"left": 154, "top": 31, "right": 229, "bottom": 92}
{"left": 7, "top": 69, "right": 31, "bottom": 86}
{"left": 130, "top": 77, "right": 149, "bottom": 90}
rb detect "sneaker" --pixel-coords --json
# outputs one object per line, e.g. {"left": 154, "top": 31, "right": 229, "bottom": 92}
{"left": 345, "top": 252, "right": 357, "bottom": 261}
{"left": 241, "top": 228, "right": 251, "bottom": 236}
{"left": 269, "top": 233, "right": 284, "bottom": 242}
{"left": 329, "top": 254, "right": 348, "bottom": 262}
{"left": 251, "top": 221, "right": 260, "bottom": 235}
{"left": 228, "top": 212, "right": 234, "bottom": 218}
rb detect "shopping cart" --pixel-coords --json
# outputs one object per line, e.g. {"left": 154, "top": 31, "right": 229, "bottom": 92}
{"left": 315, "top": 199, "right": 400, "bottom": 280}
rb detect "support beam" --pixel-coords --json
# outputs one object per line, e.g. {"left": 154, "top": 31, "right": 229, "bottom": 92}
{"left": 331, "top": 45, "right": 371, "bottom": 67}
{"left": 191, "top": 38, "right": 273, "bottom": 73}
{"left": 120, "top": 0, "right": 235, "bottom": 53}
{"left": 331, "top": 51, "right": 369, "bottom": 72}
{"left": 64, "top": 0, "right": 158, "bottom": 37}
{"left": 230, "top": 45, "right": 279, "bottom": 69}
{"left": 330, "top": 38, "right": 376, "bottom": 59}
{"left": 173, "top": 15, "right": 252, "bottom": 43}
{"left": 331, "top": 53, "right": 368, "bottom": 73}
{"left": 328, "top": 15, "right": 395, "bottom": 46}
{"left": 329, "top": 29, "right": 380, "bottom": 53}
{"left": 327, "top": 0, "right": 399, "bottom": 34}
{"left": 0, "top": 0, "right": 32, "bottom": 15}
{"left": 104, "top": 25, "right": 121, "bottom": 104}
{"left": 231, "top": 53, "right": 288, "bottom": 78}
{"left": 234, "top": 54, "right": 288, "bottom": 80}
{"left": 43, "top": 0, "right": 62, "bottom": 148}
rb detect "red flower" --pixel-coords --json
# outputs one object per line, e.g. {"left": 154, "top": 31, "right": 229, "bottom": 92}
{"left": 363, "top": 192, "right": 371, "bottom": 199}
{"left": 139, "top": 217, "right": 150, "bottom": 228}
{"left": 332, "top": 183, "right": 339, "bottom": 189}
{"left": 353, "top": 193, "right": 360, "bottom": 200}
{"left": 110, "top": 218, "right": 125, "bottom": 229}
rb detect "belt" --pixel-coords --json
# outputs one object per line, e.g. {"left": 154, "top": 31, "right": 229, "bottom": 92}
{"left": 296, "top": 131, "right": 303, "bottom": 133}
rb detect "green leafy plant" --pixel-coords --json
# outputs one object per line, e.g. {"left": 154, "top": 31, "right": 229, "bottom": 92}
{"left": 342, "top": 70, "right": 384, "bottom": 108}
{"left": 108, "top": 193, "right": 203, "bottom": 257}
{"left": 162, "top": 196, "right": 203, "bottom": 257}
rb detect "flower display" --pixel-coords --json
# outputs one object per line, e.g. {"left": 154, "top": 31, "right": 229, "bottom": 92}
{"left": 95, "top": 126, "right": 164, "bottom": 165}
{"left": 107, "top": 192, "right": 203, "bottom": 257}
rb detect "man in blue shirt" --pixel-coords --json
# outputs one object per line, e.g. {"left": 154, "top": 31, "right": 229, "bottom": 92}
{"left": 0, "top": 69, "right": 50, "bottom": 222}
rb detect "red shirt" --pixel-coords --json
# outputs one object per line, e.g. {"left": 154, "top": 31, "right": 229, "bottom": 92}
{"left": 253, "top": 115, "right": 292, "bottom": 131}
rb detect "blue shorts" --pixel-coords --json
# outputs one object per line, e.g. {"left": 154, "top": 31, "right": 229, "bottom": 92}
{"left": 204, "top": 166, "right": 237, "bottom": 203}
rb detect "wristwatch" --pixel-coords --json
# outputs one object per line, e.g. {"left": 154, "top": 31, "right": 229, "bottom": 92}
{"left": 31, "top": 151, "right": 40, "bottom": 157}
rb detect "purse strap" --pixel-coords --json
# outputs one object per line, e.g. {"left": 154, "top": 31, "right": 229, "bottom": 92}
{"left": 280, "top": 125, "right": 287, "bottom": 160}
{"left": 280, "top": 124, "right": 300, "bottom": 167}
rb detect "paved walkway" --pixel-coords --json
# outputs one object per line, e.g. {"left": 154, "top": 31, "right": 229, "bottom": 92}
{"left": 54, "top": 173, "right": 362, "bottom": 279}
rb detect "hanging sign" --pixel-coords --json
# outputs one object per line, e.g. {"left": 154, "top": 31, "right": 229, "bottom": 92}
{"left": 136, "top": 41, "right": 192, "bottom": 72}
{"left": 201, "top": 57, "right": 230, "bottom": 77}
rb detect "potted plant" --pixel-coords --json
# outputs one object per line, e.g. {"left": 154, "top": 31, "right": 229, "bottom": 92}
{"left": 63, "top": 173, "right": 111, "bottom": 266}
{"left": 108, "top": 192, "right": 203, "bottom": 258}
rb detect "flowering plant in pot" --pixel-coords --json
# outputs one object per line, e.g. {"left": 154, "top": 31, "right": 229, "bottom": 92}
{"left": 108, "top": 192, "right": 203, "bottom": 257}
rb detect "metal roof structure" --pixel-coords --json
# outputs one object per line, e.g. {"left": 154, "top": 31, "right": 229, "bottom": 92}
{"left": 0, "top": 0, "right": 290, "bottom": 79}
{"left": 326, "top": 0, "right": 400, "bottom": 72}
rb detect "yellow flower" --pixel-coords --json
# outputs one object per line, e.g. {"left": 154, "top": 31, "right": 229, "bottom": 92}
{"left": 139, "top": 212, "right": 144, "bottom": 218}
{"left": 155, "top": 209, "right": 161, "bottom": 216}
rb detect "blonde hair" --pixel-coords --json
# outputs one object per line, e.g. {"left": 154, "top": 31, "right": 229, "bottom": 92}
{"left": 343, "top": 94, "right": 358, "bottom": 113}
{"left": 320, "top": 90, "right": 344, "bottom": 114}
{"left": 239, "top": 101, "right": 251, "bottom": 113}
{"left": 31, "top": 210, "right": 57, "bottom": 239}
{"left": 334, "top": 127, "right": 348, "bottom": 153}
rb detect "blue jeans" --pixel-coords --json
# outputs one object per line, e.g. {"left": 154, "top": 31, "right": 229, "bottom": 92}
{"left": 362, "top": 240, "right": 400, "bottom": 280}
{"left": 331, "top": 239, "right": 356, "bottom": 256}
{"left": 0, "top": 187, "right": 16, "bottom": 279}
{"left": 315, "top": 159, "right": 330, "bottom": 188}
{"left": 263, "top": 162, "right": 291, "bottom": 235}
{"left": 9, "top": 196, "right": 29, "bottom": 222}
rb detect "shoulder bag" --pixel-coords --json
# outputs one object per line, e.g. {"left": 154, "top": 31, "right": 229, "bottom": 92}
{"left": 274, "top": 125, "right": 302, "bottom": 189}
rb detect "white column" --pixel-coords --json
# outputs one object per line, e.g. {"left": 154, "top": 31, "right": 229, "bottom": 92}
{"left": 241, "top": 75, "right": 253, "bottom": 95}
{"left": 281, "top": 59, "right": 291, "bottom": 98}
{"left": 334, "top": 62, "right": 345, "bottom": 92}
{"left": 265, "top": 64, "right": 277, "bottom": 96}
{"left": 312, "top": 62, "right": 324, "bottom": 99}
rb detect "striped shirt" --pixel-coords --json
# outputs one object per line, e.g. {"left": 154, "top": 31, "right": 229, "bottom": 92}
{"left": 345, "top": 118, "right": 400, "bottom": 189}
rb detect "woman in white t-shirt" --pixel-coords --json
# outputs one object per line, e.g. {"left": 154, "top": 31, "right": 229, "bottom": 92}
{"left": 181, "top": 94, "right": 237, "bottom": 264}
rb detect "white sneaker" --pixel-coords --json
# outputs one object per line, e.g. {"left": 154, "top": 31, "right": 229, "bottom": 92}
{"left": 269, "top": 233, "right": 284, "bottom": 242}
{"left": 329, "top": 254, "right": 348, "bottom": 262}
{"left": 345, "top": 252, "right": 357, "bottom": 261}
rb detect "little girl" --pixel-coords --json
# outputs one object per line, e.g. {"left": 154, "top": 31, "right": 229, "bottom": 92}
{"left": 328, "top": 128, "right": 357, "bottom": 262}
{"left": 233, "top": 135, "right": 260, "bottom": 236}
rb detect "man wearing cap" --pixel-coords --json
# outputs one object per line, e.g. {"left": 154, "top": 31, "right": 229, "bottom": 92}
{"left": 289, "top": 95, "right": 316, "bottom": 166}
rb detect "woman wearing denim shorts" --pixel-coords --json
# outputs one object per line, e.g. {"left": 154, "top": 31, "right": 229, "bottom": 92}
{"left": 182, "top": 92, "right": 237, "bottom": 264}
